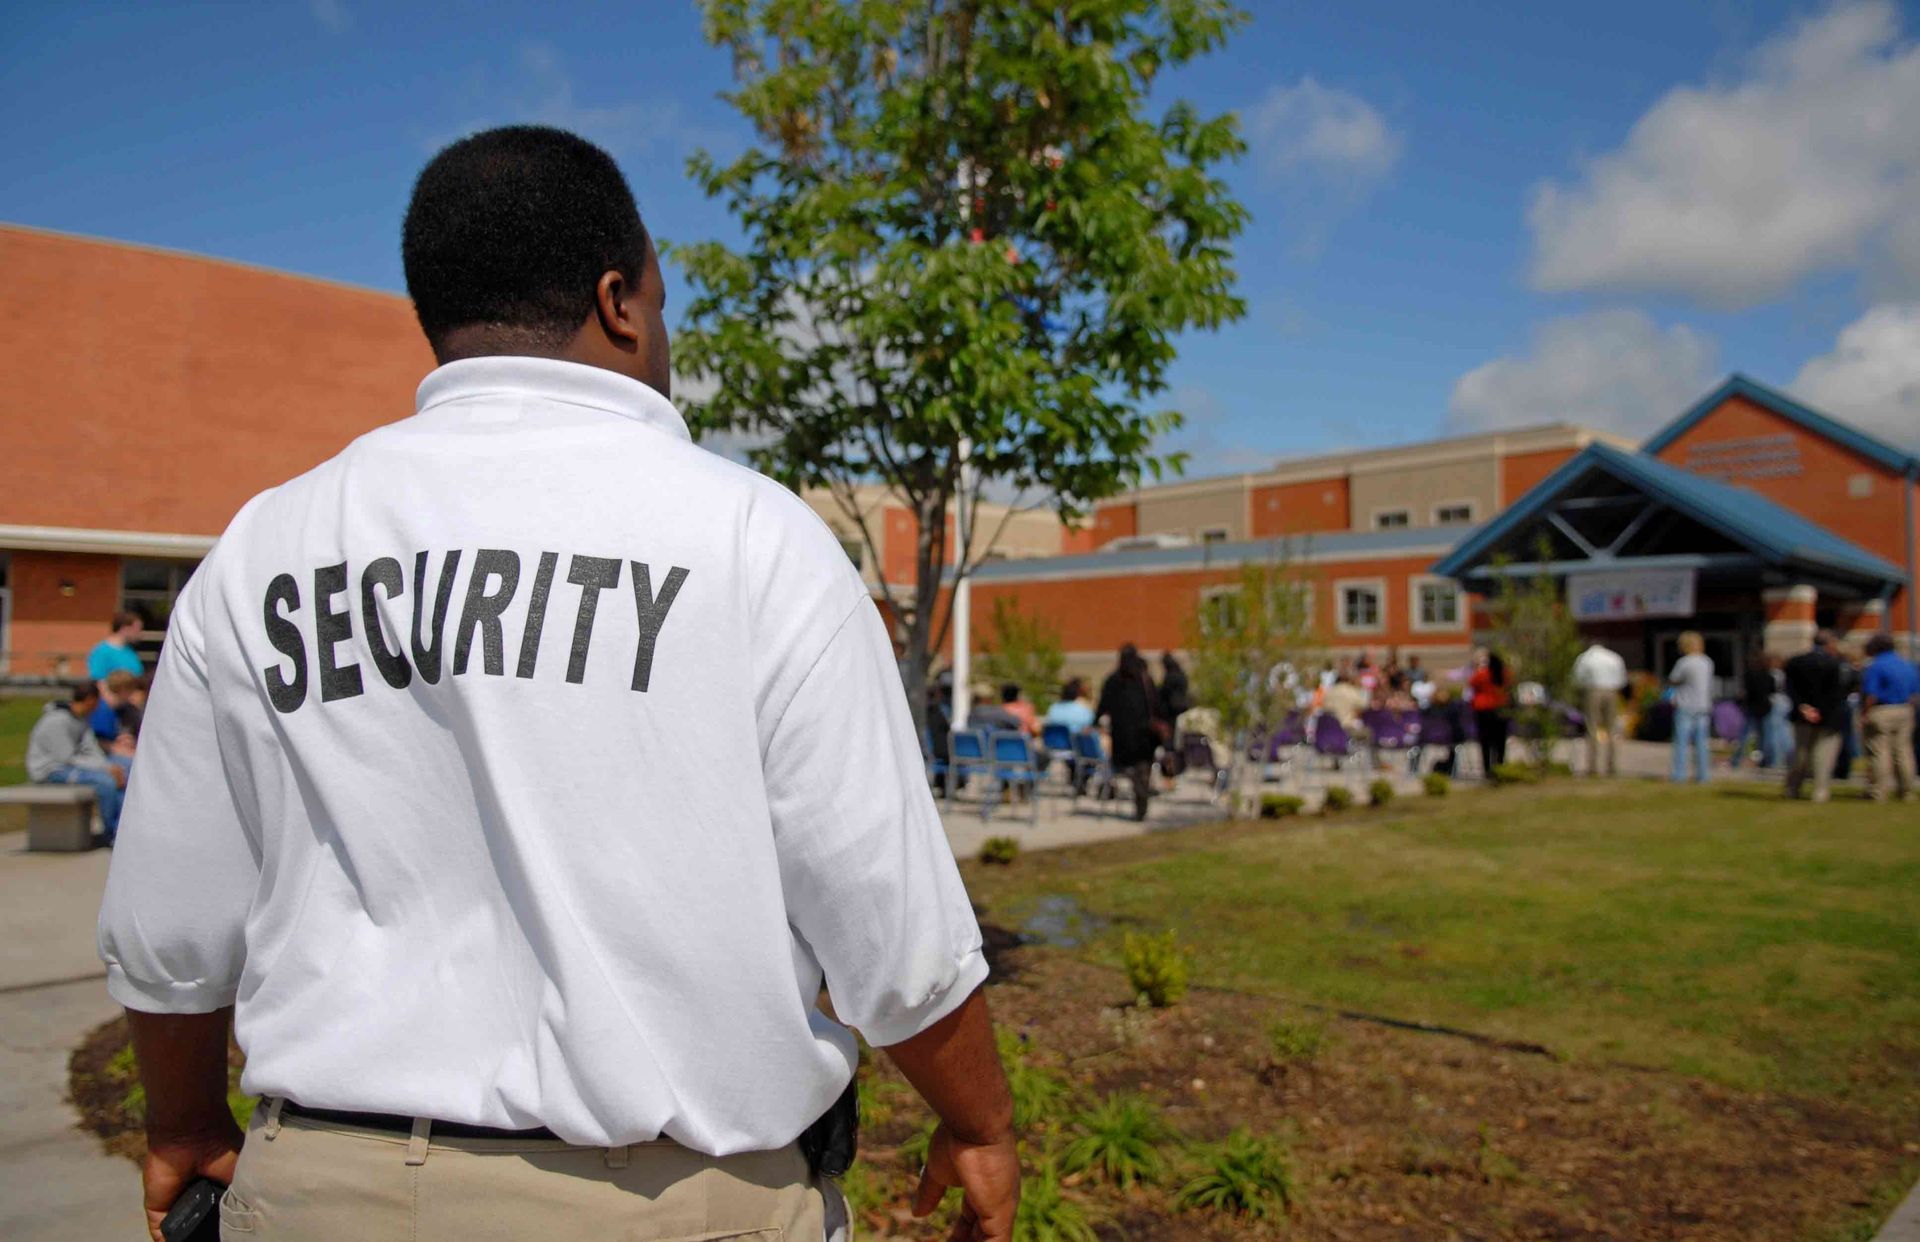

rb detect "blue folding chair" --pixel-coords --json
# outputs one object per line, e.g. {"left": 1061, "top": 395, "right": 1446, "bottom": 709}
{"left": 922, "top": 725, "right": 950, "bottom": 793}
{"left": 1070, "top": 729, "right": 1114, "bottom": 815}
{"left": 987, "top": 730, "right": 1041, "bottom": 823}
{"left": 947, "top": 729, "right": 992, "bottom": 809}
{"left": 1040, "top": 722, "right": 1075, "bottom": 786}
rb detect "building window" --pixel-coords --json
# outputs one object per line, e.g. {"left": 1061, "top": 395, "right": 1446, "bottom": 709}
{"left": 121, "top": 559, "right": 200, "bottom": 635}
{"left": 1413, "top": 579, "right": 1461, "bottom": 631}
{"left": 836, "top": 536, "right": 866, "bottom": 570}
{"left": 1373, "top": 509, "right": 1410, "bottom": 530}
{"left": 0, "top": 554, "right": 10, "bottom": 674}
{"left": 1433, "top": 502, "right": 1476, "bottom": 526}
{"left": 1200, "top": 527, "right": 1230, "bottom": 544}
{"left": 1198, "top": 585, "right": 1242, "bottom": 633}
{"left": 1336, "top": 579, "right": 1385, "bottom": 633}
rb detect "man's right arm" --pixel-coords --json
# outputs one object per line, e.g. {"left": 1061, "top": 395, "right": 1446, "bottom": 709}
{"left": 884, "top": 987, "right": 1018, "bottom": 1240}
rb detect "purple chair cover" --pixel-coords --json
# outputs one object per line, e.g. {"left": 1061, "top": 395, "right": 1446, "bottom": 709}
{"left": 1312, "top": 713, "right": 1350, "bottom": 758}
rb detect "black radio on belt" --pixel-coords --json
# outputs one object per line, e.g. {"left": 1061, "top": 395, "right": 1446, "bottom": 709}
{"left": 797, "top": 1079, "right": 859, "bottom": 1179}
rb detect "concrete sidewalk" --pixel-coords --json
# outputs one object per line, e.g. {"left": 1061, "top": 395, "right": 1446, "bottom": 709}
{"left": 0, "top": 839, "right": 144, "bottom": 1242}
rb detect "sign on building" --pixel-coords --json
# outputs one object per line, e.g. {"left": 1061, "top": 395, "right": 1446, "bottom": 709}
{"left": 1567, "top": 568, "right": 1697, "bottom": 620}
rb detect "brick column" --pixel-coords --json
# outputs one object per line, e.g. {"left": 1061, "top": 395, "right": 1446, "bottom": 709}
{"left": 1762, "top": 585, "right": 1817, "bottom": 657}
{"left": 1834, "top": 597, "right": 1886, "bottom": 647}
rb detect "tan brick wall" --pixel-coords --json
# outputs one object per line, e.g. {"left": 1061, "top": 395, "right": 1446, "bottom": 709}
{"left": 1348, "top": 457, "right": 1499, "bottom": 530}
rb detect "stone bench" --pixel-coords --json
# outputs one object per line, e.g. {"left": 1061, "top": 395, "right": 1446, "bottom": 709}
{"left": 0, "top": 784, "right": 98, "bottom": 852}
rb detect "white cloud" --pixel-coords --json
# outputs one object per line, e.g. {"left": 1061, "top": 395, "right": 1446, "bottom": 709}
{"left": 1248, "top": 77, "right": 1403, "bottom": 184}
{"left": 1528, "top": 0, "right": 1920, "bottom": 307}
{"left": 309, "top": 0, "right": 349, "bottom": 33}
{"left": 1448, "top": 310, "right": 1720, "bottom": 437}
{"left": 1156, "top": 385, "right": 1279, "bottom": 476}
{"left": 1789, "top": 303, "right": 1920, "bottom": 450}
{"left": 1245, "top": 78, "right": 1402, "bottom": 250}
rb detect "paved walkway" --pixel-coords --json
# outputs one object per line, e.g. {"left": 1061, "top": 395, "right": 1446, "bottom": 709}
{"left": 0, "top": 840, "right": 144, "bottom": 1242}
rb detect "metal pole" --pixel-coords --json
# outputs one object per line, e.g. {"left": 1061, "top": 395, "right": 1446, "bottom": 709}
{"left": 951, "top": 437, "right": 974, "bottom": 727}
{"left": 1905, "top": 463, "right": 1917, "bottom": 652}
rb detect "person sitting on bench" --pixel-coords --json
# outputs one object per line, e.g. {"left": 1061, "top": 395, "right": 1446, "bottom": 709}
{"left": 26, "top": 683, "right": 127, "bottom": 845}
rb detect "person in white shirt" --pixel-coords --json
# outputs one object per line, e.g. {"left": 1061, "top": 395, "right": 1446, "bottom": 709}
{"left": 1571, "top": 640, "right": 1629, "bottom": 777}
{"left": 99, "top": 126, "right": 1017, "bottom": 1242}
{"left": 1667, "top": 631, "right": 1717, "bottom": 783}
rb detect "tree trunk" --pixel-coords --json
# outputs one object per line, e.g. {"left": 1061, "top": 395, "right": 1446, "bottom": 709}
{"left": 897, "top": 494, "right": 947, "bottom": 740}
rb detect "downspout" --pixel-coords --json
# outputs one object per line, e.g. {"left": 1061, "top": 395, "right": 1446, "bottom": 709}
{"left": 1907, "top": 463, "right": 1917, "bottom": 646}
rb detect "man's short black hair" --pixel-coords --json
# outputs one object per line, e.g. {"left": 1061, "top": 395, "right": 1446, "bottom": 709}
{"left": 402, "top": 125, "right": 647, "bottom": 356}
{"left": 1865, "top": 632, "right": 1895, "bottom": 657}
{"left": 70, "top": 681, "right": 99, "bottom": 705}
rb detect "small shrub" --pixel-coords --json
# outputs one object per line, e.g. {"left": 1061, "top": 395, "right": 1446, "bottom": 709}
{"left": 1122, "top": 931, "right": 1189, "bottom": 1008}
{"left": 1490, "top": 762, "right": 1540, "bottom": 786}
{"left": 979, "top": 835, "right": 1020, "bottom": 865}
{"left": 1175, "top": 1129, "right": 1294, "bottom": 1220}
{"left": 1422, "top": 771, "right": 1451, "bottom": 797}
{"left": 227, "top": 1089, "right": 257, "bottom": 1130}
{"left": 1366, "top": 778, "right": 1395, "bottom": 806}
{"left": 1266, "top": 1017, "right": 1328, "bottom": 1065}
{"left": 1015, "top": 1156, "right": 1100, "bottom": 1242}
{"left": 1060, "top": 1094, "right": 1175, "bottom": 1188}
{"left": 1320, "top": 785, "right": 1354, "bottom": 813}
{"left": 1258, "top": 793, "right": 1305, "bottom": 819}
{"left": 1544, "top": 760, "right": 1573, "bottom": 778}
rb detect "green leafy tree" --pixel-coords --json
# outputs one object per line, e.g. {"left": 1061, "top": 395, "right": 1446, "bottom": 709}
{"left": 673, "top": 0, "right": 1250, "bottom": 719}
{"left": 976, "top": 595, "right": 1065, "bottom": 710}
{"left": 1182, "top": 545, "right": 1322, "bottom": 812}
{"left": 1487, "top": 541, "right": 1582, "bottom": 771}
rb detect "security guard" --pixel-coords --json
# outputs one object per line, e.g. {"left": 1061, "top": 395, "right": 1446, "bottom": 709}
{"left": 99, "top": 126, "right": 1019, "bottom": 1242}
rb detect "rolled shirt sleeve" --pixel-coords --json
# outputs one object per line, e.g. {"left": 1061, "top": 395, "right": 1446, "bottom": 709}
{"left": 763, "top": 596, "right": 987, "bottom": 1048}
{"left": 97, "top": 578, "right": 262, "bottom": 1013}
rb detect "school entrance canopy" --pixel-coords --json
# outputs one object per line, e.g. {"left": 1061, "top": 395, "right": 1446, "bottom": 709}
{"left": 1431, "top": 441, "right": 1906, "bottom": 667}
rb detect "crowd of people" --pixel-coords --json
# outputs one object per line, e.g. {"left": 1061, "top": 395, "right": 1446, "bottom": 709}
{"left": 23, "top": 610, "right": 150, "bottom": 844}
{"left": 926, "top": 627, "right": 1919, "bottom": 812}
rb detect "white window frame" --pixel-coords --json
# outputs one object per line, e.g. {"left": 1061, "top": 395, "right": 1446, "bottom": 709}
{"left": 1431, "top": 499, "right": 1477, "bottom": 526}
{"left": 1370, "top": 507, "right": 1411, "bottom": 530}
{"left": 1335, "top": 576, "right": 1387, "bottom": 634}
{"left": 1409, "top": 575, "right": 1463, "bottom": 633}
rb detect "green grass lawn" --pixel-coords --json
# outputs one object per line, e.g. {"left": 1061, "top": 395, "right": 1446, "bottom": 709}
{"left": 0, "top": 695, "right": 49, "bottom": 787}
{"left": 963, "top": 781, "right": 1920, "bottom": 1120}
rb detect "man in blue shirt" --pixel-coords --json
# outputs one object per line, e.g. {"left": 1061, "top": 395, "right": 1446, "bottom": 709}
{"left": 86, "top": 610, "right": 146, "bottom": 693}
{"left": 1861, "top": 632, "right": 1917, "bottom": 803}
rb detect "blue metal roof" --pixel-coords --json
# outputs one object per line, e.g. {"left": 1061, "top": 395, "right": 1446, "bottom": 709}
{"left": 1432, "top": 441, "right": 1906, "bottom": 586}
{"left": 1643, "top": 373, "right": 1919, "bottom": 475}
{"left": 964, "top": 523, "right": 1467, "bottom": 584}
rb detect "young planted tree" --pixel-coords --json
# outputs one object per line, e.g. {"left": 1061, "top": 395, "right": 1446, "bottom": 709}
{"left": 1182, "top": 547, "right": 1321, "bottom": 814}
{"left": 1487, "top": 545, "right": 1582, "bottom": 770}
{"left": 671, "top": 0, "right": 1249, "bottom": 719}
{"left": 976, "top": 595, "right": 1065, "bottom": 711}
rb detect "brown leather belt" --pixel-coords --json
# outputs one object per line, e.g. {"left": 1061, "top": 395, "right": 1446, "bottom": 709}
{"left": 279, "top": 1099, "right": 563, "bottom": 1142}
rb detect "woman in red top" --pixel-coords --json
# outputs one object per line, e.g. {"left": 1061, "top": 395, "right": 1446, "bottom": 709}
{"left": 1468, "top": 648, "right": 1511, "bottom": 773}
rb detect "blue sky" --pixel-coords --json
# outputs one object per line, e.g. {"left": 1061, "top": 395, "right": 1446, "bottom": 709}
{"left": 5, "top": 1, "right": 1918, "bottom": 472}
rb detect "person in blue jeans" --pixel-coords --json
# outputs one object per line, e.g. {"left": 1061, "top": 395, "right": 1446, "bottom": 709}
{"left": 24, "top": 683, "right": 127, "bottom": 844}
{"left": 1668, "top": 631, "right": 1716, "bottom": 783}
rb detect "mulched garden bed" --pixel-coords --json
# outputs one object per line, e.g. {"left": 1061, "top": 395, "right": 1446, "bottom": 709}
{"left": 70, "top": 934, "right": 1916, "bottom": 1239}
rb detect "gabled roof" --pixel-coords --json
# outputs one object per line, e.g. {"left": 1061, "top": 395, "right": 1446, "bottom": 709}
{"left": 1644, "top": 373, "right": 1919, "bottom": 475}
{"left": 1433, "top": 441, "right": 1906, "bottom": 587}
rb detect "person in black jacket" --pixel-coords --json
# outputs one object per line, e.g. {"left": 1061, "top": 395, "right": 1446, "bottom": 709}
{"left": 1734, "top": 650, "right": 1778, "bottom": 768}
{"left": 1097, "top": 644, "right": 1166, "bottom": 821}
{"left": 1158, "top": 653, "right": 1192, "bottom": 722}
{"left": 1783, "top": 630, "right": 1846, "bottom": 802}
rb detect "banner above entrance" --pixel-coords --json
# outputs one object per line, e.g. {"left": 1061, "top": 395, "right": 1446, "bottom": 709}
{"left": 1567, "top": 567, "right": 1697, "bottom": 621}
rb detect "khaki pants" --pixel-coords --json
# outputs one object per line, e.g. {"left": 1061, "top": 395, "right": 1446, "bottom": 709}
{"left": 1786, "top": 724, "right": 1844, "bottom": 802}
{"left": 1583, "top": 688, "right": 1620, "bottom": 776}
{"left": 1863, "top": 703, "right": 1917, "bottom": 801}
{"left": 220, "top": 1099, "right": 845, "bottom": 1241}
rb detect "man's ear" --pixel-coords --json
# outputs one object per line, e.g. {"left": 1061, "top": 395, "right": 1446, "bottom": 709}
{"left": 595, "top": 269, "right": 642, "bottom": 349}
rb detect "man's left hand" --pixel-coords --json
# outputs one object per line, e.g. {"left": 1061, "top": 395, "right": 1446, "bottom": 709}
{"left": 142, "top": 1123, "right": 242, "bottom": 1242}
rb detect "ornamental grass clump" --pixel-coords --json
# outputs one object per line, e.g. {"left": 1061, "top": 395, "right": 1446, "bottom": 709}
{"left": 1174, "top": 1129, "right": 1295, "bottom": 1220}
{"left": 1122, "top": 930, "right": 1189, "bottom": 1008}
{"left": 1014, "top": 1155, "right": 1100, "bottom": 1242}
{"left": 1367, "top": 777, "right": 1395, "bottom": 806}
{"left": 1320, "top": 785, "right": 1354, "bottom": 813}
{"left": 1059, "top": 1094, "right": 1176, "bottom": 1189}
{"left": 1422, "top": 771, "right": 1451, "bottom": 796}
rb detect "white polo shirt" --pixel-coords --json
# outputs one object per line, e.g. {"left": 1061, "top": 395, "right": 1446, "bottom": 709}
{"left": 97, "top": 357, "right": 986, "bottom": 1153}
